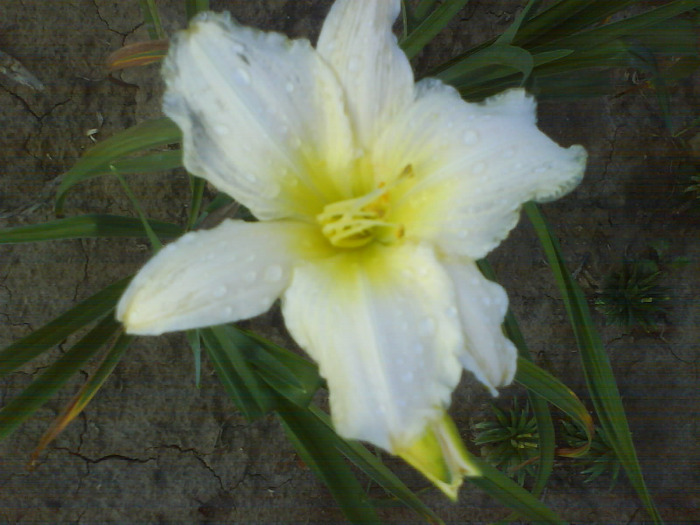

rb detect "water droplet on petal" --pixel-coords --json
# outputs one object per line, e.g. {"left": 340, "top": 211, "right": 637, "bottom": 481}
{"left": 244, "top": 270, "right": 257, "bottom": 283}
{"left": 264, "top": 265, "right": 283, "bottom": 282}
{"left": 348, "top": 58, "right": 360, "bottom": 72}
{"left": 290, "top": 136, "right": 302, "bottom": 149}
{"left": 214, "top": 124, "right": 230, "bottom": 136}
{"left": 419, "top": 317, "right": 436, "bottom": 337}
{"left": 463, "top": 130, "right": 479, "bottom": 145}
{"left": 213, "top": 285, "right": 227, "bottom": 298}
{"left": 473, "top": 162, "right": 486, "bottom": 174}
{"left": 504, "top": 147, "right": 516, "bottom": 158}
{"left": 285, "top": 82, "right": 295, "bottom": 93}
{"left": 447, "top": 306, "right": 459, "bottom": 318}
{"left": 244, "top": 172, "right": 257, "bottom": 183}
{"left": 224, "top": 306, "right": 233, "bottom": 316}
{"left": 236, "top": 68, "right": 251, "bottom": 85}
{"left": 402, "top": 371, "right": 414, "bottom": 383}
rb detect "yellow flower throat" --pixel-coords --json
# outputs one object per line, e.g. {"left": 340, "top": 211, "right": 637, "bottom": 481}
{"left": 316, "top": 165, "right": 413, "bottom": 248}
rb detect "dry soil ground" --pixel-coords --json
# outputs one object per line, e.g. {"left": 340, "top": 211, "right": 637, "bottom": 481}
{"left": 1, "top": 0, "right": 698, "bottom": 523}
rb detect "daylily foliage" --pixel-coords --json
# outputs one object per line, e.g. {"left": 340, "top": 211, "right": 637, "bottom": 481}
{"left": 117, "top": 0, "right": 586, "bottom": 498}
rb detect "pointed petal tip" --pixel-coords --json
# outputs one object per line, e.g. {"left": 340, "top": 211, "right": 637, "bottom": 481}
{"left": 395, "top": 412, "right": 480, "bottom": 500}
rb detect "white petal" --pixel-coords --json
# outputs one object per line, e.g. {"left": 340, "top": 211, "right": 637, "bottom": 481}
{"left": 317, "top": 0, "right": 414, "bottom": 148}
{"left": 375, "top": 83, "right": 586, "bottom": 259}
{"left": 163, "top": 12, "right": 356, "bottom": 220}
{"left": 117, "top": 220, "right": 326, "bottom": 335}
{"left": 282, "top": 243, "right": 464, "bottom": 451}
{"left": 443, "top": 260, "right": 517, "bottom": 395}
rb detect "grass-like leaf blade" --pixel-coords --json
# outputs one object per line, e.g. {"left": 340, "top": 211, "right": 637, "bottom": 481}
{"left": 526, "top": 202, "right": 662, "bottom": 523}
{"left": 56, "top": 117, "right": 181, "bottom": 212}
{"left": 29, "top": 332, "right": 134, "bottom": 466}
{"left": 466, "top": 451, "right": 567, "bottom": 524}
{"left": 0, "top": 215, "right": 182, "bottom": 244}
{"left": 0, "top": 276, "right": 131, "bottom": 378}
{"left": 309, "top": 405, "right": 445, "bottom": 525}
{"left": 0, "top": 315, "right": 121, "bottom": 442}
{"left": 201, "top": 326, "right": 274, "bottom": 420}
{"left": 276, "top": 397, "right": 381, "bottom": 524}
{"left": 401, "top": 0, "right": 470, "bottom": 60}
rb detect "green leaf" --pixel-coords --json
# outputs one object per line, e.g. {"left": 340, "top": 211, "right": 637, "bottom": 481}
{"left": 276, "top": 398, "right": 381, "bottom": 524}
{"left": 185, "top": 0, "right": 210, "bottom": 21}
{"left": 187, "top": 175, "right": 207, "bottom": 231}
{"left": 515, "top": 358, "right": 593, "bottom": 458}
{"left": 466, "top": 452, "right": 566, "bottom": 524}
{"left": 29, "top": 332, "right": 134, "bottom": 465}
{"left": 401, "top": 0, "right": 470, "bottom": 60}
{"left": 309, "top": 406, "right": 445, "bottom": 525}
{"left": 242, "top": 330, "right": 322, "bottom": 407}
{"left": 526, "top": 202, "right": 662, "bottom": 523}
{"left": 437, "top": 45, "right": 534, "bottom": 90}
{"left": 0, "top": 276, "right": 131, "bottom": 378}
{"left": 0, "top": 315, "right": 121, "bottom": 442}
{"left": 112, "top": 167, "right": 163, "bottom": 252}
{"left": 201, "top": 326, "right": 275, "bottom": 420}
{"left": 56, "top": 117, "right": 181, "bottom": 212}
{"left": 107, "top": 150, "right": 182, "bottom": 175}
{"left": 537, "top": 0, "right": 700, "bottom": 53}
{"left": 0, "top": 215, "right": 182, "bottom": 244}
{"left": 139, "top": 0, "right": 165, "bottom": 40}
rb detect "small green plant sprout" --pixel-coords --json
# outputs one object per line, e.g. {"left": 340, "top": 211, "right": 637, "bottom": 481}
{"left": 560, "top": 419, "right": 622, "bottom": 490}
{"left": 472, "top": 399, "right": 539, "bottom": 486}
{"left": 594, "top": 246, "right": 669, "bottom": 331}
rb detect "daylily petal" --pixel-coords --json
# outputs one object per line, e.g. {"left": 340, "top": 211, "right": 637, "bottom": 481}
{"left": 317, "top": 0, "right": 414, "bottom": 148}
{"left": 163, "top": 12, "right": 356, "bottom": 220}
{"left": 396, "top": 411, "right": 480, "bottom": 501}
{"left": 118, "top": 220, "right": 328, "bottom": 335}
{"left": 443, "top": 259, "right": 517, "bottom": 395}
{"left": 376, "top": 82, "right": 586, "bottom": 259}
{"left": 281, "top": 242, "right": 463, "bottom": 451}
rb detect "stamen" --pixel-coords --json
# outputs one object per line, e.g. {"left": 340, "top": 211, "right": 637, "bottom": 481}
{"left": 316, "top": 165, "right": 412, "bottom": 248}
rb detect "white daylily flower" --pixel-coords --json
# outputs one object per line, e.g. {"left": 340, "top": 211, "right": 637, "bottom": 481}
{"left": 117, "top": 0, "right": 586, "bottom": 497}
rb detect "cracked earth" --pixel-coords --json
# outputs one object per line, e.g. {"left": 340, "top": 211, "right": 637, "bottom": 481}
{"left": 1, "top": 0, "right": 699, "bottom": 523}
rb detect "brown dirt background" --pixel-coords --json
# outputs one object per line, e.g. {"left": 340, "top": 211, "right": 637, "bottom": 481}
{"left": 1, "top": 0, "right": 698, "bottom": 523}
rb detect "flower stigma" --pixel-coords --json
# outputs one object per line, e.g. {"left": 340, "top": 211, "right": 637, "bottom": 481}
{"left": 316, "top": 164, "right": 413, "bottom": 248}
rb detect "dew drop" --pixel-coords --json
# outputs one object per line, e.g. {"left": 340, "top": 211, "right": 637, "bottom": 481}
{"left": 402, "top": 371, "right": 414, "bottom": 383}
{"left": 224, "top": 306, "right": 233, "bottom": 316}
{"left": 348, "top": 58, "right": 360, "bottom": 72}
{"left": 214, "top": 124, "right": 230, "bottom": 136}
{"left": 447, "top": 306, "right": 459, "bottom": 318}
{"left": 236, "top": 68, "right": 251, "bottom": 85}
{"left": 473, "top": 162, "right": 486, "bottom": 174}
{"left": 419, "top": 317, "right": 436, "bottom": 336}
{"left": 213, "top": 285, "right": 227, "bottom": 298}
{"left": 482, "top": 296, "right": 492, "bottom": 306}
{"left": 285, "top": 82, "right": 295, "bottom": 93}
{"left": 244, "top": 172, "right": 258, "bottom": 183}
{"left": 206, "top": 252, "right": 216, "bottom": 261}
{"left": 535, "top": 165, "right": 549, "bottom": 174}
{"left": 244, "top": 270, "right": 257, "bottom": 283}
{"left": 412, "top": 342, "right": 425, "bottom": 355}
{"left": 504, "top": 147, "right": 515, "bottom": 158}
{"left": 290, "top": 136, "right": 302, "bottom": 149}
{"left": 264, "top": 265, "right": 283, "bottom": 282}
{"left": 463, "top": 130, "right": 479, "bottom": 145}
